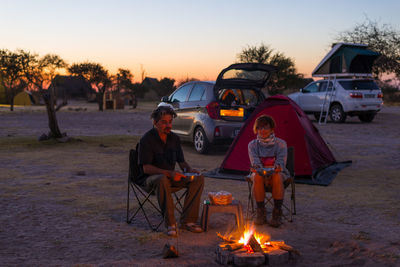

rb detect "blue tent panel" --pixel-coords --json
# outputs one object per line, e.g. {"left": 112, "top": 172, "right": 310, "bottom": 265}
{"left": 312, "top": 43, "right": 380, "bottom": 77}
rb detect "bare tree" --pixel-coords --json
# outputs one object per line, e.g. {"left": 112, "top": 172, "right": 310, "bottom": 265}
{"left": 0, "top": 49, "right": 25, "bottom": 111}
{"left": 68, "top": 62, "right": 111, "bottom": 111}
{"left": 20, "top": 50, "right": 68, "bottom": 139}
{"left": 140, "top": 64, "right": 146, "bottom": 82}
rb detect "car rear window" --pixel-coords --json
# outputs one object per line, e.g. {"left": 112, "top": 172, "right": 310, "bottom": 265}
{"left": 338, "top": 80, "right": 379, "bottom": 90}
{"left": 218, "top": 89, "right": 262, "bottom": 107}
{"left": 222, "top": 69, "right": 268, "bottom": 83}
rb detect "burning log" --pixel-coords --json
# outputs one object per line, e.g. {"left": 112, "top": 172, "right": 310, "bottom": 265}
{"left": 248, "top": 234, "right": 263, "bottom": 253}
{"left": 217, "top": 232, "right": 237, "bottom": 243}
{"left": 226, "top": 243, "right": 244, "bottom": 251}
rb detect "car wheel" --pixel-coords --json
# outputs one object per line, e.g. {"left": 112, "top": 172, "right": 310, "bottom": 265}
{"left": 193, "top": 127, "right": 209, "bottom": 154}
{"left": 358, "top": 113, "right": 375, "bottom": 123}
{"left": 329, "top": 104, "right": 347, "bottom": 123}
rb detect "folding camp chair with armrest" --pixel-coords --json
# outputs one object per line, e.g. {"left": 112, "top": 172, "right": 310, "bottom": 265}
{"left": 126, "top": 145, "right": 188, "bottom": 231}
{"left": 246, "top": 146, "right": 296, "bottom": 222}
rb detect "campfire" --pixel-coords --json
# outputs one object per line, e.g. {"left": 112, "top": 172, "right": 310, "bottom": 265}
{"left": 216, "top": 223, "right": 299, "bottom": 266}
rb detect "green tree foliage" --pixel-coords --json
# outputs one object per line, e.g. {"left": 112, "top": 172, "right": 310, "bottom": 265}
{"left": 336, "top": 18, "right": 400, "bottom": 79}
{"left": 237, "top": 43, "right": 304, "bottom": 95}
{"left": 115, "top": 68, "right": 138, "bottom": 108}
{"left": 115, "top": 68, "right": 134, "bottom": 93}
{"left": 131, "top": 83, "right": 146, "bottom": 99}
{"left": 140, "top": 77, "right": 176, "bottom": 98}
{"left": 176, "top": 77, "right": 199, "bottom": 88}
{"left": 68, "top": 62, "right": 111, "bottom": 111}
{"left": 157, "top": 77, "right": 176, "bottom": 97}
{"left": 0, "top": 49, "right": 26, "bottom": 110}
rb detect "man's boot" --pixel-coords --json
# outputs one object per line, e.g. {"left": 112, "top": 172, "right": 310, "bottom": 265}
{"left": 255, "top": 202, "right": 267, "bottom": 225}
{"left": 269, "top": 199, "right": 283, "bottom": 228}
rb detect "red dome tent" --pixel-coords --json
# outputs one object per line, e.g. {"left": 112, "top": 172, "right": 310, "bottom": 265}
{"left": 205, "top": 95, "right": 350, "bottom": 185}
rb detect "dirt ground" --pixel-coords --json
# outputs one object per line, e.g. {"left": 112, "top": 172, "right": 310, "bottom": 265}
{"left": 0, "top": 101, "right": 399, "bottom": 266}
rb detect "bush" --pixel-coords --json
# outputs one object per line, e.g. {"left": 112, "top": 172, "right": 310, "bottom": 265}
{"left": 380, "top": 82, "right": 400, "bottom": 103}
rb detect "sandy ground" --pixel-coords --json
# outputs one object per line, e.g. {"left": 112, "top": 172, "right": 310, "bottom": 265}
{"left": 0, "top": 101, "right": 399, "bottom": 266}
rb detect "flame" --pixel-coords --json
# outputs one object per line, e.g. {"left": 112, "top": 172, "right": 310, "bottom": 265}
{"left": 218, "top": 225, "right": 288, "bottom": 255}
{"left": 254, "top": 232, "right": 265, "bottom": 244}
{"left": 238, "top": 224, "right": 255, "bottom": 245}
{"left": 237, "top": 224, "right": 270, "bottom": 246}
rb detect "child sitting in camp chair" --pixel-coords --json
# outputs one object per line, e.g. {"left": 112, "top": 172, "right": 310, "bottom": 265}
{"left": 248, "top": 115, "right": 289, "bottom": 227}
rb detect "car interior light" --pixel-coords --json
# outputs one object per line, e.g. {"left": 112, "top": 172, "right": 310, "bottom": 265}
{"left": 220, "top": 108, "right": 244, "bottom": 117}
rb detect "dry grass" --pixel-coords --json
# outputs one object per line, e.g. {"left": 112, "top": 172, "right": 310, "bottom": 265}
{"left": 1, "top": 105, "right": 400, "bottom": 266}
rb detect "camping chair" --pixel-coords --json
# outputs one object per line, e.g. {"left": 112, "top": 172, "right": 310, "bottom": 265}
{"left": 246, "top": 146, "right": 296, "bottom": 222}
{"left": 126, "top": 144, "right": 188, "bottom": 231}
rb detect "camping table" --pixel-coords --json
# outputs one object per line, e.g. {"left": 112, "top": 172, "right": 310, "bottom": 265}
{"left": 200, "top": 199, "right": 244, "bottom": 231}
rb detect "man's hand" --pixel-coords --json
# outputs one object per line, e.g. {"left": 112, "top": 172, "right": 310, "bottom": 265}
{"left": 170, "top": 171, "right": 186, "bottom": 182}
{"left": 274, "top": 165, "right": 282, "bottom": 173}
{"left": 191, "top": 168, "right": 200, "bottom": 174}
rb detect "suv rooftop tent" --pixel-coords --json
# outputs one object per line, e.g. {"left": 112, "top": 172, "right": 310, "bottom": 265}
{"left": 312, "top": 43, "right": 380, "bottom": 78}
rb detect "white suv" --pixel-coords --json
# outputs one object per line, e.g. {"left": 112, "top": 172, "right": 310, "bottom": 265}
{"left": 288, "top": 78, "right": 383, "bottom": 123}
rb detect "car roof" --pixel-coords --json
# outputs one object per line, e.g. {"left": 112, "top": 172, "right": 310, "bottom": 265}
{"left": 180, "top": 80, "right": 215, "bottom": 86}
{"left": 196, "top": 81, "right": 215, "bottom": 85}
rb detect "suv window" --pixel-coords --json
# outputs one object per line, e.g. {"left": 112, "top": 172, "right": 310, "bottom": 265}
{"left": 304, "top": 82, "right": 319, "bottom": 93}
{"left": 188, "top": 83, "right": 206, "bottom": 101}
{"left": 170, "top": 84, "right": 192, "bottom": 102}
{"left": 338, "top": 80, "right": 379, "bottom": 90}
{"left": 318, "top": 81, "right": 334, "bottom": 92}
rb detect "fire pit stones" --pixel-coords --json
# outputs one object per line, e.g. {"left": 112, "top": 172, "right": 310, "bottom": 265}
{"left": 216, "top": 245, "right": 290, "bottom": 266}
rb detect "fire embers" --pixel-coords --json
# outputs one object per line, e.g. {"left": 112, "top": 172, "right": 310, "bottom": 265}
{"left": 215, "top": 224, "right": 300, "bottom": 266}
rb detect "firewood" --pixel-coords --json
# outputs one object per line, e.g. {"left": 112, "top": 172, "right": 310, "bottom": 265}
{"left": 226, "top": 243, "right": 244, "bottom": 251}
{"left": 217, "top": 232, "right": 237, "bottom": 243}
{"left": 248, "top": 235, "right": 263, "bottom": 253}
{"left": 278, "top": 243, "right": 301, "bottom": 256}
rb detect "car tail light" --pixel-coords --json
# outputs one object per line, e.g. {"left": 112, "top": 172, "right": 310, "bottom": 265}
{"left": 214, "top": 126, "right": 221, "bottom": 137}
{"left": 350, "top": 92, "right": 363, "bottom": 98}
{"left": 377, "top": 93, "right": 383, "bottom": 98}
{"left": 206, "top": 101, "right": 220, "bottom": 119}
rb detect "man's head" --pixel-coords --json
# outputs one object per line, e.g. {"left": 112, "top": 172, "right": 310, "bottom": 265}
{"left": 253, "top": 115, "right": 275, "bottom": 138}
{"left": 151, "top": 106, "right": 177, "bottom": 135}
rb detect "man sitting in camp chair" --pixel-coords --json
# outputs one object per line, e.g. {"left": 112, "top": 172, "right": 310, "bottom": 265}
{"left": 248, "top": 115, "right": 289, "bottom": 227}
{"left": 137, "top": 106, "right": 204, "bottom": 237}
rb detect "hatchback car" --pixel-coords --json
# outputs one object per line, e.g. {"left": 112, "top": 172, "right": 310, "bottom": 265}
{"left": 159, "top": 63, "right": 276, "bottom": 153}
{"left": 288, "top": 78, "right": 383, "bottom": 123}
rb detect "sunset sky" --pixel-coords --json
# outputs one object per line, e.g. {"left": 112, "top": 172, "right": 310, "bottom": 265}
{"left": 1, "top": 0, "right": 399, "bottom": 82}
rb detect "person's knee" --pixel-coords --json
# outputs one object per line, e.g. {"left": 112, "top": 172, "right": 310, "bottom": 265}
{"left": 272, "top": 173, "right": 283, "bottom": 183}
{"left": 254, "top": 174, "right": 263, "bottom": 184}
{"left": 196, "top": 175, "right": 204, "bottom": 184}
{"left": 157, "top": 174, "right": 171, "bottom": 188}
